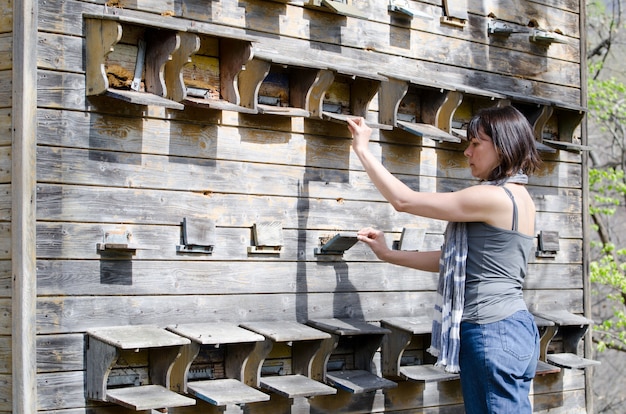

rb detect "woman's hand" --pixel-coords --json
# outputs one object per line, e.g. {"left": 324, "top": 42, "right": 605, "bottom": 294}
{"left": 357, "top": 227, "right": 390, "bottom": 260}
{"left": 347, "top": 117, "right": 373, "bottom": 155}
{"left": 358, "top": 226, "right": 442, "bottom": 271}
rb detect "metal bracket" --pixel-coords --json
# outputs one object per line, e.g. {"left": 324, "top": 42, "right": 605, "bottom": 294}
{"left": 186, "top": 87, "right": 210, "bottom": 99}
{"left": 97, "top": 228, "right": 158, "bottom": 253}
{"left": 107, "top": 372, "right": 141, "bottom": 387}
{"left": 388, "top": 0, "right": 432, "bottom": 19}
{"left": 392, "top": 228, "right": 426, "bottom": 251}
{"left": 261, "top": 362, "right": 284, "bottom": 376}
{"left": 306, "top": 0, "right": 369, "bottom": 19}
{"left": 327, "top": 359, "right": 345, "bottom": 371}
{"left": 530, "top": 29, "right": 568, "bottom": 45}
{"left": 440, "top": 15, "right": 466, "bottom": 28}
{"left": 314, "top": 233, "right": 358, "bottom": 256}
{"left": 536, "top": 230, "right": 559, "bottom": 258}
{"left": 440, "top": 0, "right": 467, "bottom": 28}
{"left": 131, "top": 39, "right": 146, "bottom": 91}
{"left": 487, "top": 20, "right": 530, "bottom": 36}
{"left": 322, "top": 102, "right": 342, "bottom": 114}
{"left": 176, "top": 218, "right": 216, "bottom": 254}
{"left": 188, "top": 366, "right": 214, "bottom": 381}
{"left": 258, "top": 95, "right": 281, "bottom": 106}
{"left": 248, "top": 221, "right": 284, "bottom": 254}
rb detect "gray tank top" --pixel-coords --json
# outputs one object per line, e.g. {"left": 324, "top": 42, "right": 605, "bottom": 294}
{"left": 462, "top": 187, "right": 534, "bottom": 324}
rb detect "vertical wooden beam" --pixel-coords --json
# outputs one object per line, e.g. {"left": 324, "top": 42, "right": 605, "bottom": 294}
{"left": 12, "top": 0, "right": 38, "bottom": 412}
{"left": 578, "top": 4, "right": 593, "bottom": 414}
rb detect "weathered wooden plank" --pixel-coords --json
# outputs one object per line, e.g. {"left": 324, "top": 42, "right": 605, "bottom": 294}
{"left": 0, "top": 300, "right": 10, "bottom": 335}
{"left": 35, "top": 259, "right": 440, "bottom": 296}
{"left": 2, "top": 5, "right": 35, "bottom": 414}
{"left": 36, "top": 291, "right": 437, "bottom": 334}
{"left": 0, "top": 261, "right": 10, "bottom": 297}
{"left": 524, "top": 288, "right": 585, "bottom": 314}
{"left": 0, "top": 71, "right": 11, "bottom": 108}
{"left": 35, "top": 107, "right": 583, "bottom": 186}
{"left": 33, "top": 128, "right": 582, "bottom": 194}
{"left": 34, "top": 184, "right": 584, "bottom": 237}
{"left": 37, "top": 70, "right": 86, "bottom": 110}
{"left": 37, "top": 334, "right": 85, "bottom": 373}
{"left": 531, "top": 187, "right": 582, "bottom": 214}
{"left": 0, "top": 109, "right": 11, "bottom": 146}
{"left": 0, "top": 374, "right": 9, "bottom": 411}
{"left": 34, "top": 258, "right": 582, "bottom": 298}
{"left": 33, "top": 183, "right": 442, "bottom": 228}
{"left": 37, "top": 218, "right": 582, "bottom": 264}
{"left": 532, "top": 388, "right": 588, "bottom": 414}
{"left": 0, "top": 34, "right": 10, "bottom": 71}
{"left": 34, "top": 146, "right": 391, "bottom": 202}
{"left": 35, "top": 145, "right": 583, "bottom": 211}
{"left": 37, "top": 32, "right": 84, "bottom": 72}
{"left": 37, "top": 371, "right": 88, "bottom": 411}
{"left": 0, "top": 185, "right": 10, "bottom": 219}
{"left": 536, "top": 211, "right": 584, "bottom": 239}
{"left": 36, "top": 289, "right": 584, "bottom": 335}
{"left": 525, "top": 263, "right": 583, "bottom": 290}
{"left": 0, "top": 337, "right": 10, "bottom": 373}
{"left": 38, "top": 0, "right": 101, "bottom": 35}
{"left": 0, "top": 0, "right": 11, "bottom": 34}
{"left": 0, "top": 148, "right": 10, "bottom": 182}
{"left": 0, "top": 224, "right": 9, "bottom": 260}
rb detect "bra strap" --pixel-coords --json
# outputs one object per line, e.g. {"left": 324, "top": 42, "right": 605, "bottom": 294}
{"left": 502, "top": 187, "right": 518, "bottom": 231}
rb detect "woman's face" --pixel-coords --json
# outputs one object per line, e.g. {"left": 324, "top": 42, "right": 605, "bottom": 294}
{"left": 464, "top": 126, "right": 500, "bottom": 180}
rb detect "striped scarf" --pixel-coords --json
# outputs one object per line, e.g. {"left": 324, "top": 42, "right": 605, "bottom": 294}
{"left": 428, "top": 172, "right": 528, "bottom": 373}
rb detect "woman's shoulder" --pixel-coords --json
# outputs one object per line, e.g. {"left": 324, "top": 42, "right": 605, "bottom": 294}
{"left": 502, "top": 183, "right": 534, "bottom": 205}
{"left": 445, "top": 184, "right": 517, "bottom": 221}
{"left": 456, "top": 183, "right": 534, "bottom": 230}
{"left": 458, "top": 183, "right": 514, "bottom": 198}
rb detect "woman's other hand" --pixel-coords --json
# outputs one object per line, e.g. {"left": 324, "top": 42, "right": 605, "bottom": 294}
{"left": 357, "top": 227, "right": 389, "bottom": 260}
{"left": 347, "top": 117, "right": 372, "bottom": 155}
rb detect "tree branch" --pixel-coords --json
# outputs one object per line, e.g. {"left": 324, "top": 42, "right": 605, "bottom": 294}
{"left": 588, "top": 38, "right": 612, "bottom": 59}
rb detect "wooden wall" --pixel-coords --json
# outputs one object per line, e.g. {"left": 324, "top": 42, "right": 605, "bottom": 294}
{"left": 0, "top": 0, "right": 12, "bottom": 411}
{"left": 3, "top": 0, "right": 591, "bottom": 412}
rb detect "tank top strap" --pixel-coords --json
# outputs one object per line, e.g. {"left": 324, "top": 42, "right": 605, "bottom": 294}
{"left": 502, "top": 186, "right": 518, "bottom": 231}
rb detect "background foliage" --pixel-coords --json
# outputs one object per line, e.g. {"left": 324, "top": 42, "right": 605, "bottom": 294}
{"left": 586, "top": 0, "right": 626, "bottom": 411}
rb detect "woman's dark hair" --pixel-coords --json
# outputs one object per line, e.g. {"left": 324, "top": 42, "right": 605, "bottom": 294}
{"left": 467, "top": 105, "right": 542, "bottom": 182}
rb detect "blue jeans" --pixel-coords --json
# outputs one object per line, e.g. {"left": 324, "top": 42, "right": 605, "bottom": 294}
{"left": 459, "top": 310, "right": 540, "bottom": 414}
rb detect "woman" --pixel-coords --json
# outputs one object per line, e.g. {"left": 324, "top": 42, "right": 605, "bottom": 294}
{"left": 347, "top": 105, "right": 542, "bottom": 413}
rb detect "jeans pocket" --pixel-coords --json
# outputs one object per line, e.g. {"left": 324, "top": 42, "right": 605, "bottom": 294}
{"left": 499, "top": 311, "right": 536, "bottom": 361}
